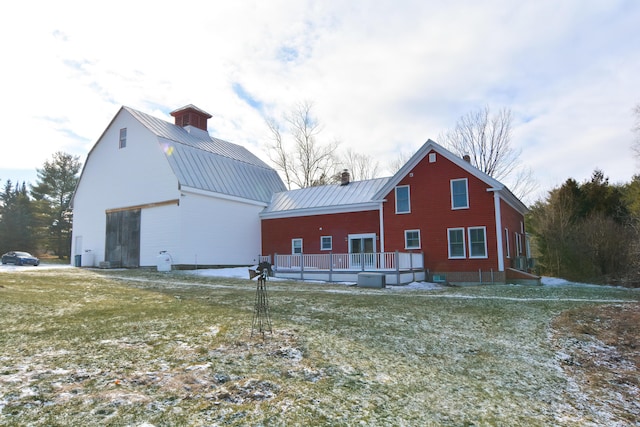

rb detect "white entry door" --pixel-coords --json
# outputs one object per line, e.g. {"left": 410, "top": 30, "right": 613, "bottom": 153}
{"left": 349, "top": 234, "right": 376, "bottom": 269}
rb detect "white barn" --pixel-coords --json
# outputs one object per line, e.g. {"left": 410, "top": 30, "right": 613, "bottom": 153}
{"left": 70, "top": 104, "right": 286, "bottom": 268}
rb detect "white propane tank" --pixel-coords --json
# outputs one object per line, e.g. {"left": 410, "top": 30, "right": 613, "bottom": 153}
{"left": 81, "top": 250, "right": 94, "bottom": 267}
{"left": 157, "top": 251, "right": 172, "bottom": 272}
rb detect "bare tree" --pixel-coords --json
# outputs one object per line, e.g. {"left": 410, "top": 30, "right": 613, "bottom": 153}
{"left": 386, "top": 150, "right": 413, "bottom": 175}
{"left": 266, "top": 101, "right": 339, "bottom": 189}
{"left": 439, "top": 106, "right": 537, "bottom": 201}
{"left": 341, "top": 148, "right": 381, "bottom": 181}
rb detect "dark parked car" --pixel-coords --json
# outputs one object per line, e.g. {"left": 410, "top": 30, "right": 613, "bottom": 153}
{"left": 1, "top": 251, "right": 40, "bottom": 266}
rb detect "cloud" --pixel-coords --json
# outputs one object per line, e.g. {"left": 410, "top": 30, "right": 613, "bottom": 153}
{"left": 0, "top": 0, "right": 637, "bottom": 200}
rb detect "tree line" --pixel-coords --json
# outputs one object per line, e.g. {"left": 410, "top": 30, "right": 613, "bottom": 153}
{"left": 0, "top": 152, "right": 81, "bottom": 259}
{"left": 528, "top": 171, "right": 639, "bottom": 285}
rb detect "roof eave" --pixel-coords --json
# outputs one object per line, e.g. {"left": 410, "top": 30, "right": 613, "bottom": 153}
{"left": 260, "top": 201, "right": 383, "bottom": 219}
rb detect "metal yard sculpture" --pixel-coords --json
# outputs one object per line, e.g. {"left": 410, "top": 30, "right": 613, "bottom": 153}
{"left": 251, "top": 265, "right": 272, "bottom": 337}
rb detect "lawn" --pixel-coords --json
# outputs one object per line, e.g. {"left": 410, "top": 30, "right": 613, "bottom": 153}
{"left": 0, "top": 268, "right": 638, "bottom": 426}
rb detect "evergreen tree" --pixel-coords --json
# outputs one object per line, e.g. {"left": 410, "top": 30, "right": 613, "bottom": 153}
{"left": 0, "top": 180, "right": 38, "bottom": 254}
{"left": 30, "top": 152, "right": 82, "bottom": 259}
{"left": 528, "top": 170, "right": 638, "bottom": 285}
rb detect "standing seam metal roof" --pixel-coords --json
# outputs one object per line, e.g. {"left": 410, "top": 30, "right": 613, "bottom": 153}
{"left": 262, "top": 177, "right": 391, "bottom": 215}
{"left": 125, "top": 107, "right": 286, "bottom": 203}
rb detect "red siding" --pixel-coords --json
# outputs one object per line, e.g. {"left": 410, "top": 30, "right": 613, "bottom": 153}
{"left": 381, "top": 150, "right": 501, "bottom": 272}
{"left": 261, "top": 149, "right": 527, "bottom": 276}
{"left": 262, "top": 210, "right": 380, "bottom": 255}
{"left": 500, "top": 198, "right": 527, "bottom": 267}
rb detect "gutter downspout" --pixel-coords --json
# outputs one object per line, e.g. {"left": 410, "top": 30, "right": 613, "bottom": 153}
{"left": 378, "top": 201, "right": 385, "bottom": 253}
{"left": 492, "top": 190, "right": 505, "bottom": 272}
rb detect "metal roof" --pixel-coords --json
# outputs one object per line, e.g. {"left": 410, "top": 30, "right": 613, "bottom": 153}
{"left": 261, "top": 177, "right": 390, "bottom": 217}
{"left": 125, "top": 106, "right": 286, "bottom": 203}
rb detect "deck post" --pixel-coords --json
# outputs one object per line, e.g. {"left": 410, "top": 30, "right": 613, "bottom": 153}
{"left": 409, "top": 251, "right": 414, "bottom": 282}
{"left": 329, "top": 252, "right": 333, "bottom": 282}
{"left": 300, "top": 252, "right": 304, "bottom": 280}
{"left": 396, "top": 250, "right": 400, "bottom": 285}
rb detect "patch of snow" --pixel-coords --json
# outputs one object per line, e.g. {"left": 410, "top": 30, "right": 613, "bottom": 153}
{"left": 0, "top": 263, "right": 74, "bottom": 273}
{"left": 187, "top": 266, "right": 254, "bottom": 279}
{"left": 387, "top": 281, "right": 444, "bottom": 291}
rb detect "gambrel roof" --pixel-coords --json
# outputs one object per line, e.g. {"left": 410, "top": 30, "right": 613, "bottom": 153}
{"left": 73, "top": 106, "right": 286, "bottom": 206}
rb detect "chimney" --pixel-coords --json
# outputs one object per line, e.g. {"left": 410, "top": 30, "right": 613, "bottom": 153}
{"left": 340, "top": 169, "right": 350, "bottom": 186}
{"left": 170, "top": 104, "right": 212, "bottom": 131}
{"left": 463, "top": 154, "right": 471, "bottom": 163}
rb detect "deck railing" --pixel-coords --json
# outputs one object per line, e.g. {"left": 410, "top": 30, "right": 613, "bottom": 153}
{"left": 267, "top": 251, "right": 424, "bottom": 272}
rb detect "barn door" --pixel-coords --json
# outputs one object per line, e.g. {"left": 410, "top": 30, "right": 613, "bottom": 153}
{"left": 105, "top": 209, "right": 141, "bottom": 268}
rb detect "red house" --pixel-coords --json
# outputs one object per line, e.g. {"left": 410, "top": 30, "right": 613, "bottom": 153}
{"left": 260, "top": 140, "right": 537, "bottom": 285}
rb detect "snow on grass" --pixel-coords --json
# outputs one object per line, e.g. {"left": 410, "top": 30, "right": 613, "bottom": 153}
{"left": 0, "top": 263, "right": 73, "bottom": 273}
{"left": 1, "top": 268, "right": 638, "bottom": 425}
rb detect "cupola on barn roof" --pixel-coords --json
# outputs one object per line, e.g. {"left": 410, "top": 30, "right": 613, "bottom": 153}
{"left": 170, "top": 104, "right": 212, "bottom": 131}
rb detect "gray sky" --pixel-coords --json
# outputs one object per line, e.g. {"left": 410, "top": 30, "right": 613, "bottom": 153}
{"left": 1, "top": 0, "right": 638, "bottom": 204}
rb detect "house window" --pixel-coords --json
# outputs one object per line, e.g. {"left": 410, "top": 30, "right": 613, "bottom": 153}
{"left": 515, "top": 233, "right": 523, "bottom": 257}
{"left": 405, "top": 230, "right": 421, "bottom": 249}
{"left": 119, "top": 128, "right": 127, "bottom": 149}
{"left": 292, "top": 238, "right": 303, "bottom": 254}
{"left": 321, "top": 236, "right": 332, "bottom": 251}
{"left": 448, "top": 228, "right": 465, "bottom": 259}
{"left": 505, "top": 228, "right": 510, "bottom": 258}
{"left": 468, "top": 227, "right": 487, "bottom": 258}
{"left": 451, "top": 178, "right": 469, "bottom": 209}
{"left": 395, "top": 185, "right": 410, "bottom": 214}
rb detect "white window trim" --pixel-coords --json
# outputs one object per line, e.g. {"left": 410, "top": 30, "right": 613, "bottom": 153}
{"left": 320, "top": 236, "right": 332, "bottom": 251}
{"left": 404, "top": 229, "right": 421, "bottom": 250}
{"left": 447, "top": 228, "right": 466, "bottom": 259}
{"left": 468, "top": 226, "right": 488, "bottom": 259}
{"left": 119, "top": 128, "right": 127, "bottom": 149}
{"left": 505, "top": 228, "right": 510, "bottom": 258}
{"left": 292, "top": 238, "right": 303, "bottom": 254}
{"left": 515, "top": 233, "right": 523, "bottom": 257}
{"left": 395, "top": 185, "right": 411, "bottom": 214}
{"left": 450, "top": 178, "right": 469, "bottom": 210}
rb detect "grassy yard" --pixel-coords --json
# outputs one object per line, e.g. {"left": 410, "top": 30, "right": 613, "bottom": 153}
{"left": 0, "top": 268, "right": 638, "bottom": 426}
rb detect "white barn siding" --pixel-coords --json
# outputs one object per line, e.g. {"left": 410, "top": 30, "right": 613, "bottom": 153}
{"left": 71, "top": 110, "right": 180, "bottom": 265}
{"left": 178, "top": 191, "right": 265, "bottom": 266}
{"left": 139, "top": 204, "right": 181, "bottom": 267}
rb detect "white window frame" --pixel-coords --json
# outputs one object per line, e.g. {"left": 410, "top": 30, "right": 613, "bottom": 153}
{"left": 292, "top": 238, "right": 303, "bottom": 254}
{"left": 468, "top": 226, "right": 488, "bottom": 258}
{"left": 505, "top": 228, "right": 510, "bottom": 258}
{"left": 515, "top": 233, "right": 523, "bottom": 257}
{"left": 395, "top": 185, "right": 411, "bottom": 214}
{"left": 119, "top": 128, "right": 127, "bottom": 149}
{"left": 320, "top": 236, "right": 332, "bottom": 251}
{"left": 447, "top": 228, "right": 466, "bottom": 259}
{"left": 404, "top": 229, "right": 421, "bottom": 250}
{"left": 450, "top": 178, "right": 469, "bottom": 210}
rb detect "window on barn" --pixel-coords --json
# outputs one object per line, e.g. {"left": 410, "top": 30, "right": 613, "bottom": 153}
{"left": 468, "top": 227, "right": 487, "bottom": 258}
{"left": 321, "top": 236, "right": 332, "bottom": 251}
{"left": 448, "top": 228, "right": 465, "bottom": 258}
{"left": 119, "top": 128, "right": 127, "bottom": 149}
{"left": 405, "top": 230, "right": 421, "bottom": 249}
{"left": 395, "top": 185, "right": 410, "bottom": 214}
{"left": 451, "top": 178, "right": 469, "bottom": 209}
{"left": 292, "top": 238, "right": 303, "bottom": 254}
